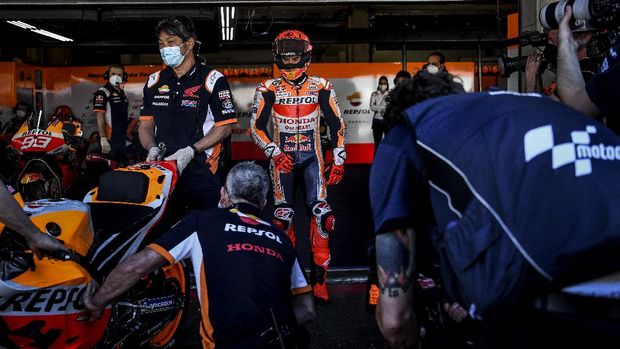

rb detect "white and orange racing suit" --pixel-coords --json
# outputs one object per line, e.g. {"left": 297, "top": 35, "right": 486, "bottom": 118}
{"left": 250, "top": 74, "right": 346, "bottom": 289}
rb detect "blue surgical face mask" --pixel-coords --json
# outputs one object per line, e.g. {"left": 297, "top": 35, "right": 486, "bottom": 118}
{"left": 160, "top": 42, "right": 188, "bottom": 68}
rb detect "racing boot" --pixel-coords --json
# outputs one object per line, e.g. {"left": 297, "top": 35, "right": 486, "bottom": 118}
{"left": 310, "top": 261, "right": 329, "bottom": 303}
{"left": 310, "top": 217, "right": 331, "bottom": 303}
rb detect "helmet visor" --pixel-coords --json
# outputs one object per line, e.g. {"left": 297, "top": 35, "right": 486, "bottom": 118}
{"left": 273, "top": 38, "right": 308, "bottom": 56}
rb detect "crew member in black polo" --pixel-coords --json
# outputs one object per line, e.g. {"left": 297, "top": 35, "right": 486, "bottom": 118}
{"left": 94, "top": 63, "right": 135, "bottom": 165}
{"left": 139, "top": 16, "right": 237, "bottom": 212}
{"left": 83, "top": 162, "right": 315, "bottom": 348}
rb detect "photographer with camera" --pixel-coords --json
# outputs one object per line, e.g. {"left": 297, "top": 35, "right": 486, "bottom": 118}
{"left": 556, "top": 4, "right": 620, "bottom": 121}
{"left": 525, "top": 52, "right": 547, "bottom": 93}
{"left": 524, "top": 29, "right": 597, "bottom": 95}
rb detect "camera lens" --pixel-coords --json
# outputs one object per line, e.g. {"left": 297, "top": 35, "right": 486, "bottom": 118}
{"left": 498, "top": 56, "right": 528, "bottom": 77}
{"left": 539, "top": 0, "right": 569, "bottom": 30}
{"left": 573, "top": 0, "right": 593, "bottom": 21}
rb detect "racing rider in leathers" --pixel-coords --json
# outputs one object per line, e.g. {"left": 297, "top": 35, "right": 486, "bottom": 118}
{"left": 250, "top": 30, "right": 346, "bottom": 302}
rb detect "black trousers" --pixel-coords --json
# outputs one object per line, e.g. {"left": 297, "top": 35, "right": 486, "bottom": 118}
{"left": 109, "top": 135, "right": 128, "bottom": 166}
{"left": 372, "top": 119, "right": 385, "bottom": 153}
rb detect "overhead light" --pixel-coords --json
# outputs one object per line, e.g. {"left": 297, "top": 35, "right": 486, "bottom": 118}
{"left": 7, "top": 20, "right": 73, "bottom": 42}
{"left": 219, "top": 6, "right": 235, "bottom": 41}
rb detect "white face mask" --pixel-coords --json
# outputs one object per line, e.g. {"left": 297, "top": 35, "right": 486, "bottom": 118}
{"left": 16, "top": 110, "right": 27, "bottom": 118}
{"left": 109, "top": 75, "right": 123, "bottom": 87}
{"left": 160, "top": 43, "right": 188, "bottom": 68}
{"left": 426, "top": 65, "right": 440, "bottom": 74}
{"left": 379, "top": 84, "right": 388, "bottom": 91}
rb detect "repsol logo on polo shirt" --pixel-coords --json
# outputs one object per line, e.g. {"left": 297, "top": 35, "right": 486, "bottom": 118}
{"left": 276, "top": 96, "right": 318, "bottom": 105}
{"left": 224, "top": 223, "right": 282, "bottom": 244}
{"left": 0, "top": 285, "right": 86, "bottom": 314}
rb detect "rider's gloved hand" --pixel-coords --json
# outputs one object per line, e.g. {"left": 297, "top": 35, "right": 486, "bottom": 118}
{"left": 165, "top": 146, "right": 194, "bottom": 174}
{"left": 326, "top": 164, "right": 344, "bottom": 185}
{"left": 146, "top": 146, "right": 162, "bottom": 161}
{"left": 100, "top": 137, "right": 111, "bottom": 154}
{"left": 27, "top": 231, "right": 68, "bottom": 259}
{"left": 273, "top": 152, "right": 294, "bottom": 173}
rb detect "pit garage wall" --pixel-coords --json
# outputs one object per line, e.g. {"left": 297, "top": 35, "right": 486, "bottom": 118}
{"left": 0, "top": 62, "right": 474, "bottom": 164}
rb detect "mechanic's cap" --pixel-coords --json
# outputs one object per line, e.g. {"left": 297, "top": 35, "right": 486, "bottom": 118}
{"left": 155, "top": 16, "right": 197, "bottom": 41}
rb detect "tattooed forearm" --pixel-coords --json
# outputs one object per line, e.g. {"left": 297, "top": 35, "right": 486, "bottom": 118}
{"left": 376, "top": 229, "right": 415, "bottom": 298}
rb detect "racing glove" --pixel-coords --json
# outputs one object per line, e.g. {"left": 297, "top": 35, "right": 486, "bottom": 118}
{"left": 164, "top": 146, "right": 194, "bottom": 174}
{"left": 146, "top": 146, "right": 162, "bottom": 161}
{"left": 272, "top": 152, "right": 294, "bottom": 173}
{"left": 100, "top": 137, "right": 111, "bottom": 154}
{"left": 326, "top": 164, "right": 344, "bottom": 185}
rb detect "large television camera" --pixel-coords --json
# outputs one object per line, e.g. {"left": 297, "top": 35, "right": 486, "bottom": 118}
{"left": 540, "top": 0, "right": 620, "bottom": 57}
{"left": 498, "top": 31, "right": 556, "bottom": 77}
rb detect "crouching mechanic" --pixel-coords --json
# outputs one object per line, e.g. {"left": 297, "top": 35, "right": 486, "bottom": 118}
{"left": 372, "top": 71, "right": 620, "bottom": 349}
{"left": 83, "top": 162, "right": 315, "bottom": 348}
{"left": 250, "top": 30, "right": 346, "bottom": 302}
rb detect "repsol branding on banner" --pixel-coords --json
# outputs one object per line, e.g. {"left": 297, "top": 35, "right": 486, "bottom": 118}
{"left": 343, "top": 109, "right": 371, "bottom": 115}
{"left": 0, "top": 285, "right": 86, "bottom": 315}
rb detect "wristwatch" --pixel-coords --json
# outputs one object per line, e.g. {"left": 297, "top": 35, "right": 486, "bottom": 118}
{"left": 190, "top": 144, "right": 200, "bottom": 156}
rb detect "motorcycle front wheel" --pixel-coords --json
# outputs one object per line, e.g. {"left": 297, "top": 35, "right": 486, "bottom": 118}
{"left": 148, "top": 260, "right": 190, "bottom": 349}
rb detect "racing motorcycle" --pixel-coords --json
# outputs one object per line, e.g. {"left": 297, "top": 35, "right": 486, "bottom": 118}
{"left": 0, "top": 159, "right": 189, "bottom": 349}
{"left": 8, "top": 109, "right": 83, "bottom": 202}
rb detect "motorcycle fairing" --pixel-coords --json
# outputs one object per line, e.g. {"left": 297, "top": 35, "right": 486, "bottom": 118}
{"left": 84, "top": 162, "right": 178, "bottom": 277}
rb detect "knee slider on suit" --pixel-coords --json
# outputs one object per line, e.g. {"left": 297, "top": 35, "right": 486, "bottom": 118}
{"left": 273, "top": 206, "right": 294, "bottom": 232}
{"left": 311, "top": 201, "right": 335, "bottom": 236}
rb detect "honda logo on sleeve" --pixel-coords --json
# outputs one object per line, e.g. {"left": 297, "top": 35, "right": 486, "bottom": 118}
{"left": 524, "top": 125, "right": 620, "bottom": 177}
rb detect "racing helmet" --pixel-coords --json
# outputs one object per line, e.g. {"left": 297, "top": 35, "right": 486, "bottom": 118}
{"left": 272, "top": 30, "right": 313, "bottom": 81}
{"left": 52, "top": 105, "right": 74, "bottom": 122}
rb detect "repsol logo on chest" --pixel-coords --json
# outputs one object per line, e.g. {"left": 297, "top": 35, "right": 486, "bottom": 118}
{"left": 225, "top": 223, "right": 283, "bottom": 244}
{"left": 277, "top": 96, "right": 318, "bottom": 105}
{"left": 0, "top": 285, "right": 86, "bottom": 314}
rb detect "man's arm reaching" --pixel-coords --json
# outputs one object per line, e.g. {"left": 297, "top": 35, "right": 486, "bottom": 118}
{"left": 83, "top": 248, "right": 168, "bottom": 321}
{"left": 375, "top": 228, "right": 418, "bottom": 349}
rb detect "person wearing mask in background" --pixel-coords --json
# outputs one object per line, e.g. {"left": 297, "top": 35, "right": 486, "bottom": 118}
{"left": 139, "top": 16, "right": 237, "bottom": 213}
{"left": 369, "top": 76, "right": 389, "bottom": 152}
{"left": 2, "top": 101, "right": 30, "bottom": 138}
{"left": 93, "top": 64, "right": 136, "bottom": 166}
{"left": 1, "top": 101, "right": 30, "bottom": 180}
{"left": 425, "top": 51, "right": 449, "bottom": 74}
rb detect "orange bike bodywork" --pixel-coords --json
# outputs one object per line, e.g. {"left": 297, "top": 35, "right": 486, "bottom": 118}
{"left": 1, "top": 161, "right": 183, "bottom": 349}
